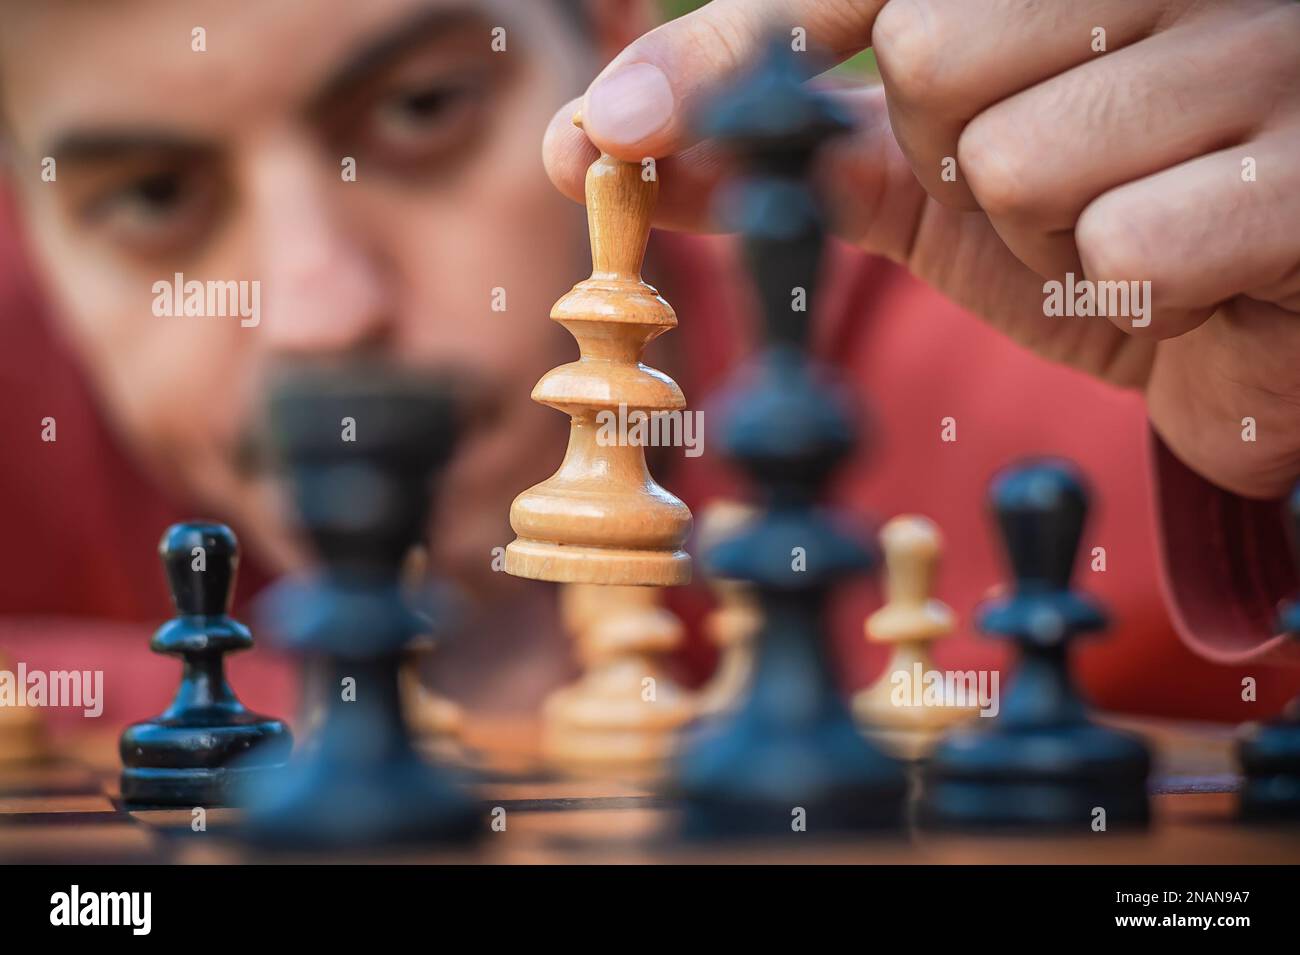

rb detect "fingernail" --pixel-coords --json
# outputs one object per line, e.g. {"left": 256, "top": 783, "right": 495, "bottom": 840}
{"left": 585, "top": 62, "right": 674, "bottom": 146}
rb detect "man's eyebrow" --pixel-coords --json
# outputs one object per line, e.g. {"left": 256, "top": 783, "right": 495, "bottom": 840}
{"left": 33, "top": 4, "right": 499, "bottom": 165}
{"left": 309, "top": 3, "right": 491, "bottom": 112}
{"left": 43, "top": 130, "right": 213, "bottom": 166}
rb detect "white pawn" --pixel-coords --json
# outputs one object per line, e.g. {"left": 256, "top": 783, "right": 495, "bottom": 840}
{"left": 402, "top": 640, "right": 464, "bottom": 737}
{"left": 399, "top": 547, "right": 463, "bottom": 757}
{"left": 542, "top": 584, "right": 694, "bottom": 780}
{"left": 696, "top": 501, "right": 761, "bottom": 716}
{"left": 853, "top": 515, "right": 978, "bottom": 760}
{"left": 0, "top": 650, "right": 46, "bottom": 764}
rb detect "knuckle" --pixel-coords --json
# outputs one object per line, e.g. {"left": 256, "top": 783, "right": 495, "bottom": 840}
{"left": 956, "top": 117, "right": 1033, "bottom": 219}
{"left": 681, "top": 11, "right": 755, "bottom": 76}
{"left": 1248, "top": 5, "right": 1300, "bottom": 79}
{"left": 1075, "top": 197, "right": 1154, "bottom": 282}
{"left": 808, "top": 0, "right": 878, "bottom": 52}
{"left": 872, "top": 0, "right": 949, "bottom": 106}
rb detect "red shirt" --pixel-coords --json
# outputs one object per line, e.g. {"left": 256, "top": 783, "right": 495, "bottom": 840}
{"left": 1, "top": 196, "right": 1297, "bottom": 731}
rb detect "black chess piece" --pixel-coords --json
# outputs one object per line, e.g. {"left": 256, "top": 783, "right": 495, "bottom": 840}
{"left": 119, "top": 523, "right": 292, "bottom": 806}
{"left": 1238, "top": 481, "right": 1300, "bottom": 821}
{"left": 672, "top": 39, "right": 908, "bottom": 838}
{"left": 920, "top": 460, "right": 1151, "bottom": 830}
{"left": 239, "top": 365, "right": 481, "bottom": 850}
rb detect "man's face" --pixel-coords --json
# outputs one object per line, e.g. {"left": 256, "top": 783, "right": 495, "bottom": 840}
{"left": 1, "top": 0, "right": 622, "bottom": 588}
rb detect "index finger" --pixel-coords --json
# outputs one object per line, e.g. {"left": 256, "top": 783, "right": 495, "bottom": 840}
{"left": 580, "top": 0, "right": 881, "bottom": 161}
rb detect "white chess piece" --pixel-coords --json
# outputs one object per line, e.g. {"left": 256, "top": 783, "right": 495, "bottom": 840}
{"left": 542, "top": 584, "right": 694, "bottom": 779}
{"left": 853, "top": 515, "right": 979, "bottom": 759}
{"left": 696, "top": 501, "right": 761, "bottom": 716}
{"left": 0, "top": 650, "right": 46, "bottom": 764}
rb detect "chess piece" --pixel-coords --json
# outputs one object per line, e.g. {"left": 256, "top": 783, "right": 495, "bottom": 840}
{"left": 920, "top": 460, "right": 1151, "bottom": 830}
{"left": 673, "top": 40, "right": 908, "bottom": 838}
{"left": 119, "top": 523, "right": 292, "bottom": 806}
{"left": 1238, "top": 481, "right": 1300, "bottom": 821}
{"left": 241, "top": 365, "right": 481, "bottom": 849}
{"left": 504, "top": 115, "right": 691, "bottom": 587}
{"left": 853, "top": 516, "right": 979, "bottom": 759}
{"left": 542, "top": 584, "right": 694, "bottom": 778}
{"left": 696, "top": 501, "right": 761, "bottom": 716}
{"left": 398, "top": 548, "right": 463, "bottom": 744}
{"left": 403, "top": 640, "right": 464, "bottom": 741}
{"left": 0, "top": 650, "right": 47, "bottom": 764}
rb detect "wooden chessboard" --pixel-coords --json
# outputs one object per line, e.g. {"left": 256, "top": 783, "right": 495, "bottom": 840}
{"left": 3, "top": 716, "right": 1299, "bottom": 864}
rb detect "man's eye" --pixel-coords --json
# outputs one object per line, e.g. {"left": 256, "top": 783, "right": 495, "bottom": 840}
{"left": 85, "top": 168, "right": 218, "bottom": 256}
{"left": 355, "top": 79, "right": 486, "bottom": 170}
{"left": 117, "top": 173, "right": 189, "bottom": 220}
{"left": 384, "top": 86, "right": 461, "bottom": 126}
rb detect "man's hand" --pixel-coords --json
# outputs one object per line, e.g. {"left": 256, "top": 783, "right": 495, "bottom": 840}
{"left": 542, "top": 0, "right": 1300, "bottom": 499}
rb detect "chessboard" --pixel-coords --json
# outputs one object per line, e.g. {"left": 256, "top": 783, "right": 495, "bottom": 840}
{"left": 3, "top": 716, "right": 1298, "bottom": 864}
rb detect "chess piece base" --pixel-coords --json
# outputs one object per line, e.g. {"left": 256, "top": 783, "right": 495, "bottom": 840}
{"left": 542, "top": 730, "right": 677, "bottom": 782}
{"left": 505, "top": 539, "right": 690, "bottom": 586}
{"left": 1238, "top": 713, "right": 1300, "bottom": 822}
{"left": 119, "top": 713, "right": 292, "bottom": 807}
{"left": 404, "top": 687, "right": 463, "bottom": 738}
{"left": 853, "top": 688, "right": 981, "bottom": 761}
{"left": 120, "top": 763, "right": 285, "bottom": 807}
{"left": 541, "top": 666, "right": 694, "bottom": 780}
{"left": 680, "top": 791, "right": 905, "bottom": 840}
{"left": 861, "top": 724, "right": 947, "bottom": 763}
{"left": 675, "top": 712, "right": 909, "bottom": 839}
{"left": 921, "top": 721, "right": 1150, "bottom": 830}
{"left": 0, "top": 706, "right": 47, "bottom": 765}
{"left": 542, "top": 712, "right": 690, "bottom": 781}
{"left": 241, "top": 750, "right": 481, "bottom": 851}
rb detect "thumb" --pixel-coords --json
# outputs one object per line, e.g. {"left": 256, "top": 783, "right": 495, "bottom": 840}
{"left": 581, "top": 0, "right": 881, "bottom": 161}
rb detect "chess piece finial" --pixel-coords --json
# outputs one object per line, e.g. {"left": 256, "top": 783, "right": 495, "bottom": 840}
{"left": 696, "top": 501, "right": 761, "bottom": 716}
{"left": 1237, "top": 481, "right": 1300, "bottom": 820}
{"left": 504, "top": 133, "right": 692, "bottom": 586}
{"left": 119, "top": 522, "right": 292, "bottom": 806}
{"left": 872, "top": 516, "right": 953, "bottom": 639}
{"left": 853, "top": 516, "right": 978, "bottom": 759}
{"left": 921, "top": 459, "right": 1151, "bottom": 830}
{"left": 542, "top": 583, "right": 694, "bottom": 779}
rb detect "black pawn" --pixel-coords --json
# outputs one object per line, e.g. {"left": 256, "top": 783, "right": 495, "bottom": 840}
{"left": 1238, "top": 481, "right": 1300, "bottom": 821}
{"left": 240, "top": 365, "right": 481, "bottom": 850}
{"left": 921, "top": 460, "right": 1150, "bottom": 830}
{"left": 672, "top": 39, "right": 908, "bottom": 838}
{"left": 119, "top": 523, "right": 292, "bottom": 806}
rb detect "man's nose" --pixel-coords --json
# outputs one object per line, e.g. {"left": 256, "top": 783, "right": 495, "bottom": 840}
{"left": 249, "top": 141, "right": 394, "bottom": 355}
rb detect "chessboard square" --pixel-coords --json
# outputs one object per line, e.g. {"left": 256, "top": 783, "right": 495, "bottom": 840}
{"left": 485, "top": 778, "right": 655, "bottom": 803}
{"left": 0, "top": 823, "right": 157, "bottom": 862}
{"left": 0, "top": 763, "right": 103, "bottom": 797}
{"left": 0, "top": 793, "right": 115, "bottom": 814}
{"left": 503, "top": 806, "right": 668, "bottom": 844}
{"left": 129, "top": 807, "right": 241, "bottom": 829}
